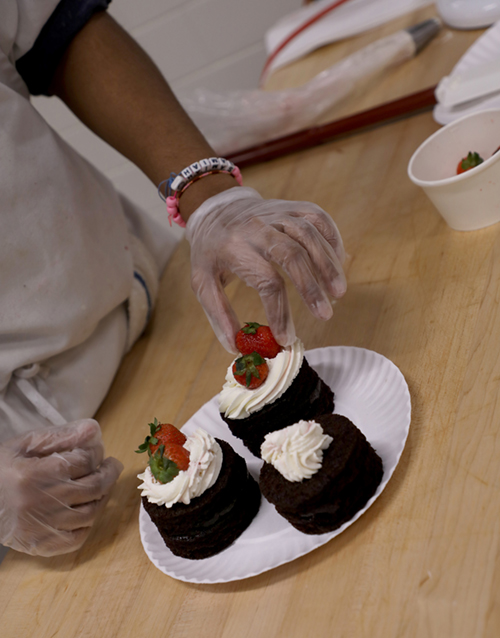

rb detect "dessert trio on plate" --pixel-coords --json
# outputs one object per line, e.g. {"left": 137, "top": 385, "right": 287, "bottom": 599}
{"left": 137, "top": 323, "right": 383, "bottom": 560}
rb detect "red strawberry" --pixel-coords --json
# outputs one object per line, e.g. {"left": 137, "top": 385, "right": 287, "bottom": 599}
{"left": 136, "top": 418, "right": 186, "bottom": 456}
{"left": 162, "top": 443, "right": 190, "bottom": 471}
{"left": 149, "top": 424, "right": 186, "bottom": 456}
{"left": 232, "top": 352, "right": 269, "bottom": 389}
{"left": 235, "top": 322, "right": 281, "bottom": 359}
{"left": 148, "top": 443, "right": 190, "bottom": 483}
{"left": 136, "top": 419, "right": 190, "bottom": 484}
{"left": 457, "top": 151, "right": 484, "bottom": 174}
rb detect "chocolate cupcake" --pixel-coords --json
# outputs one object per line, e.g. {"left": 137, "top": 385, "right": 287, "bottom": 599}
{"left": 138, "top": 425, "right": 260, "bottom": 559}
{"left": 259, "top": 414, "right": 383, "bottom": 534}
{"left": 219, "top": 337, "right": 334, "bottom": 457}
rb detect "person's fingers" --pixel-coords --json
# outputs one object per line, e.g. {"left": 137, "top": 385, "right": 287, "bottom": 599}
{"left": 194, "top": 221, "right": 330, "bottom": 344}
{"left": 64, "top": 456, "right": 123, "bottom": 506}
{"left": 7, "top": 452, "right": 103, "bottom": 513}
{"left": 191, "top": 268, "right": 241, "bottom": 353}
{"left": 248, "top": 225, "right": 334, "bottom": 322}
{"left": 16, "top": 419, "right": 102, "bottom": 457}
{"left": 256, "top": 201, "right": 346, "bottom": 298}
{"left": 261, "top": 285, "right": 296, "bottom": 347}
{"left": 271, "top": 200, "right": 346, "bottom": 263}
{"left": 278, "top": 216, "right": 347, "bottom": 299}
{"left": 32, "top": 446, "right": 105, "bottom": 481}
{"left": 299, "top": 204, "right": 346, "bottom": 264}
{"left": 15, "top": 456, "right": 121, "bottom": 518}
{"left": 49, "top": 493, "right": 111, "bottom": 532}
{"left": 188, "top": 192, "right": 348, "bottom": 349}
{"left": 0, "top": 427, "right": 120, "bottom": 557}
{"left": 6, "top": 458, "right": 121, "bottom": 556}
{"left": 27, "top": 526, "right": 93, "bottom": 557}
{"left": 4, "top": 503, "right": 96, "bottom": 556}
{"left": 222, "top": 250, "right": 297, "bottom": 346}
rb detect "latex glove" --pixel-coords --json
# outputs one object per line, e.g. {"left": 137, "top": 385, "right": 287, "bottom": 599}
{"left": 0, "top": 419, "right": 123, "bottom": 557}
{"left": 186, "top": 187, "right": 346, "bottom": 352}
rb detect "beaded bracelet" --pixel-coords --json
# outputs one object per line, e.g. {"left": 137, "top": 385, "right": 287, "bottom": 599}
{"left": 158, "top": 157, "right": 243, "bottom": 228}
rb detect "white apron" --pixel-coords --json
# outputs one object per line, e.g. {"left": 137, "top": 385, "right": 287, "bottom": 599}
{"left": 0, "top": 0, "right": 177, "bottom": 442}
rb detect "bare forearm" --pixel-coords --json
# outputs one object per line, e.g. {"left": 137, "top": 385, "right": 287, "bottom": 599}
{"left": 50, "top": 11, "right": 236, "bottom": 221}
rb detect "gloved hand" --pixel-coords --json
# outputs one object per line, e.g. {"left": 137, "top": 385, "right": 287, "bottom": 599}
{"left": 186, "top": 187, "right": 346, "bottom": 352}
{"left": 0, "top": 419, "right": 123, "bottom": 557}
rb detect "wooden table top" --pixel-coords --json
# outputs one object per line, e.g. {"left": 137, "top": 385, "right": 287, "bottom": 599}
{"left": 2, "top": 6, "right": 498, "bottom": 638}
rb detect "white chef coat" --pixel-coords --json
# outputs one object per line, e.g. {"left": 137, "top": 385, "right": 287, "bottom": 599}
{"left": 0, "top": 0, "right": 178, "bottom": 442}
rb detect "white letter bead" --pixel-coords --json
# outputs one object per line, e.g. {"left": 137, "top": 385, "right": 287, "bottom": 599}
{"left": 171, "top": 175, "right": 186, "bottom": 191}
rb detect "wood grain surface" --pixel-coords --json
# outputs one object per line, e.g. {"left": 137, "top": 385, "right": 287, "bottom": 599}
{"left": 1, "top": 6, "right": 498, "bottom": 638}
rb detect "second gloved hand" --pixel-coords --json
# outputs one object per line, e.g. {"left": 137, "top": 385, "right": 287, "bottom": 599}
{"left": 0, "top": 419, "right": 123, "bottom": 557}
{"left": 186, "top": 187, "right": 346, "bottom": 352}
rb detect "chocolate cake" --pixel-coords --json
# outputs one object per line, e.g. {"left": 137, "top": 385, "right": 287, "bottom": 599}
{"left": 221, "top": 357, "right": 334, "bottom": 457}
{"left": 142, "top": 439, "right": 261, "bottom": 559}
{"left": 259, "top": 414, "right": 383, "bottom": 534}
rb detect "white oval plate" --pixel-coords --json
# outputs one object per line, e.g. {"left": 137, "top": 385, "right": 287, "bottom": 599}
{"left": 139, "top": 346, "right": 411, "bottom": 584}
{"left": 434, "top": 21, "right": 500, "bottom": 125}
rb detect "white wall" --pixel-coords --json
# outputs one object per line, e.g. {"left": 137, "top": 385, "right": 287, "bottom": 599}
{"left": 31, "top": 0, "right": 302, "bottom": 239}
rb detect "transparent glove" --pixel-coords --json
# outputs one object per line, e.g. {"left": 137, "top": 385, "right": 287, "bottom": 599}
{"left": 0, "top": 419, "right": 123, "bottom": 557}
{"left": 186, "top": 187, "right": 346, "bottom": 352}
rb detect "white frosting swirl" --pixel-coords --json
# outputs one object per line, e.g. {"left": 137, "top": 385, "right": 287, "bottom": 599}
{"left": 137, "top": 428, "right": 223, "bottom": 507}
{"left": 261, "top": 420, "right": 333, "bottom": 482}
{"left": 218, "top": 339, "right": 304, "bottom": 419}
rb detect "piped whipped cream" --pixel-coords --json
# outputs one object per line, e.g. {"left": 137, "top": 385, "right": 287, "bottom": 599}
{"left": 137, "top": 428, "right": 223, "bottom": 507}
{"left": 261, "top": 420, "right": 333, "bottom": 482}
{"left": 219, "top": 338, "right": 304, "bottom": 419}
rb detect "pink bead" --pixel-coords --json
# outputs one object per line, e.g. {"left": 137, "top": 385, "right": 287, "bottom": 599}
{"left": 166, "top": 195, "right": 187, "bottom": 228}
{"left": 231, "top": 167, "right": 243, "bottom": 186}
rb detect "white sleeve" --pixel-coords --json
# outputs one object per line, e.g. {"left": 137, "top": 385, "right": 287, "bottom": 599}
{"left": 0, "top": 0, "right": 173, "bottom": 442}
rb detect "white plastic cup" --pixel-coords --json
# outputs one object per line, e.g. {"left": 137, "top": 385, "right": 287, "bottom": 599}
{"left": 408, "top": 109, "right": 500, "bottom": 231}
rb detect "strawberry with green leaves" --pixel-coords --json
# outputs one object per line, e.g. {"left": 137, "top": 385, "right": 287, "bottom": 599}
{"left": 136, "top": 419, "right": 190, "bottom": 484}
{"left": 235, "top": 322, "right": 281, "bottom": 359}
{"left": 136, "top": 418, "right": 186, "bottom": 455}
{"left": 147, "top": 444, "right": 189, "bottom": 484}
{"left": 232, "top": 352, "right": 269, "bottom": 389}
{"left": 457, "top": 151, "right": 484, "bottom": 174}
